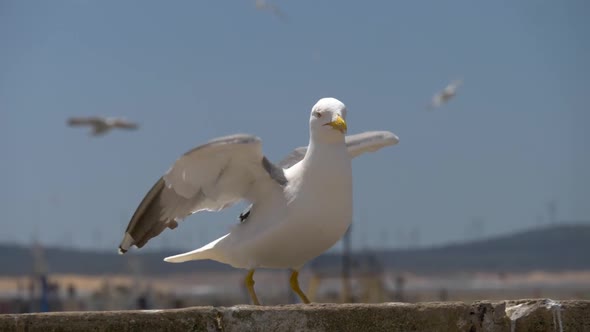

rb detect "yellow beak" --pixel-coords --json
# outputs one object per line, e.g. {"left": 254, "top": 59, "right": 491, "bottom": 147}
{"left": 325, "top": 115, "right": 347, "bottom": 134}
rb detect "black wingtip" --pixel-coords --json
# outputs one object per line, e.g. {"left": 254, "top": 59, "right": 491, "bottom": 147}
{"left": 118, "top": 247, "right": 127, "bottom": 255}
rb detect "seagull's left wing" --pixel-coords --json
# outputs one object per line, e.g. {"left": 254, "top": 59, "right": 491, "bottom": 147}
{"left": 119, "top": 134, "right": 286, "bottom": 253}
{"left": 278, "top": 131, "right": 399, "bottom": 169}
{"left": 343, "top": 131, "right": 400, "bottom": 158}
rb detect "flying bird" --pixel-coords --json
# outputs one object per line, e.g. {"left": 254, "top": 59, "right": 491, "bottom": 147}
{"left": 118, "top": 98, "right": 399, "bottom": 305}
{"left": 429, "top": 79, "right": 463, "bottom": 109}
{"left": 255, "top": 0, "right": 288, "bottom": 22}
{"left": 67, "top": 116, "right": 138, "bottom": 136}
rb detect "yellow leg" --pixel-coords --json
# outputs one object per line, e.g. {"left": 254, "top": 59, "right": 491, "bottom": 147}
{"left": 245, "top": 269, "right": 261, "bottom": 305}
{"left": 289, "top": 270, "right": 310, "bottom": 304}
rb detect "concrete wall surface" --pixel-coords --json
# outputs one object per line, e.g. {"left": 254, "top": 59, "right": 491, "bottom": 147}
{"left": 0, "top": 299, "right": 588, "bottom": 332}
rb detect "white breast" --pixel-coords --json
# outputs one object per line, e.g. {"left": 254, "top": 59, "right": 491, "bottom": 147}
{"left": 245, "top": 143, "right": 353, "bottom": 269}
{"left": 211, "top": 141, "right": 353, "bottom": 270}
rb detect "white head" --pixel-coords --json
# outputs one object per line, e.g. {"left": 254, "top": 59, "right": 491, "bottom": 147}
{"left": 309, "top": 97, "right": 348, "bottom": 143}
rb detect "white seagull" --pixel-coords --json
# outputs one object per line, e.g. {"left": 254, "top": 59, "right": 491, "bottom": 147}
{"left": 429, "top": 79, "right": 463, "bottom": 109}
{"left": 67, "top": 116, "right": 138, "bottom": 136}
{"left": 118, "top": 98, "right": 399, "bottom": 305}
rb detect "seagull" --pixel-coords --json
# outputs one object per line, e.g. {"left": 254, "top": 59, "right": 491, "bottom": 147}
{"left": 429, "top": 79, "right": 463, "bottom": 109}
{"left": 118, "top": 98, "right": 399, "bottom": 305}
{"left": 254, "top": 0, "right": 288, "bottom": 22}
{"left": 67, "top": 116, "right": 138, "bottom": 136}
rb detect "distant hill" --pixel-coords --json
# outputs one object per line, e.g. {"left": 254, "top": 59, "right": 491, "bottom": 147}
{"left": 312, "top": 223, "right": 590, "bottom": 275}
{"left": 1, "top": 224, "right": 589, "bottom": 276}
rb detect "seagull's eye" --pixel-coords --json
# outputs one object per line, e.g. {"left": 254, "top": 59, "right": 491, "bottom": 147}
{"left": 312, "top": 111, "right": 322, "bottom": 118}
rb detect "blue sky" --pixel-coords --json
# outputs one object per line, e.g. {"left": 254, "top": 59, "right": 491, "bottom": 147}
{"left": 1, "top": 0, "right": 588, "bottom": 252}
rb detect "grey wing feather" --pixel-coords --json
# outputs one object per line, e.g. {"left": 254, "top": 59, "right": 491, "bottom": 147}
{"left": 277, "top": 147, "right": 308, "bottom": 169}
{"left": 262, "top": 156, "right": 287, "bottom": 185}
{"left": 119, "top": 178, "right": 178, "bottom": 253}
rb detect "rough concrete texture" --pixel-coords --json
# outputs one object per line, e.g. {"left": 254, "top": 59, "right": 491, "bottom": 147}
{"left": 505, "top": 299, "right": 590, "bottom": 332}
{"left": 0, "top": 299, "right": 588, "bottom": 332}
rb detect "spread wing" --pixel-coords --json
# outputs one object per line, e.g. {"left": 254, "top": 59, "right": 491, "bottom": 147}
{"left": 110, "top": 118, "right": 139, "bottom": 130}
{"left": 67, "top": 117, "right": 105, "bottom": 127}
{"left": 118, "top": 134, "right": 286, "bottom": 253}
{"left": 278, "top": 131, "right": 399, "bottom": 169}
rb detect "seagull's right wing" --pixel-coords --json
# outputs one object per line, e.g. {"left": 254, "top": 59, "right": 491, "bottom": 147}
{"left": 118, "top": 134, "right": 286, "bottom": 253}
{"left": 278, "top": 131, "right": 399, "bottom": 169}
{"left": 111, "top": 119, "right": 139, "bottom": 129}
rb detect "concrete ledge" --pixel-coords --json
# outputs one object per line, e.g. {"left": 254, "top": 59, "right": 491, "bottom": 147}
{"left": 1, "top": 299, "right": 588, "bottom": 332}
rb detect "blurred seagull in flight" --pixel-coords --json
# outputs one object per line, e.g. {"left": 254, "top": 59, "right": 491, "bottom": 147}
{"left": 67, "top": 116, "right": 139, "bottom": 136}
{"left": 118, "top": 98, "right": 399, "bottom": 305}
{"left": 255, "top": 0, "right": 288, "bottom": 22}
{"left": 429, "top": 79, "right": 463, "bottom": 109}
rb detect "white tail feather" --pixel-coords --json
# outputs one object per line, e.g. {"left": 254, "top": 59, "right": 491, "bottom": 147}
{"left": 164, "top": 249, "right": 211, "bottom": 263}
{"left": 163, "top": 234, "right": 228, "bottom": 263}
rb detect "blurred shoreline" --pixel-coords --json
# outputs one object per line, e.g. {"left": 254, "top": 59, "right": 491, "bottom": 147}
{"left": 0, "top": 224, "right": 589, "bottom": 312}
